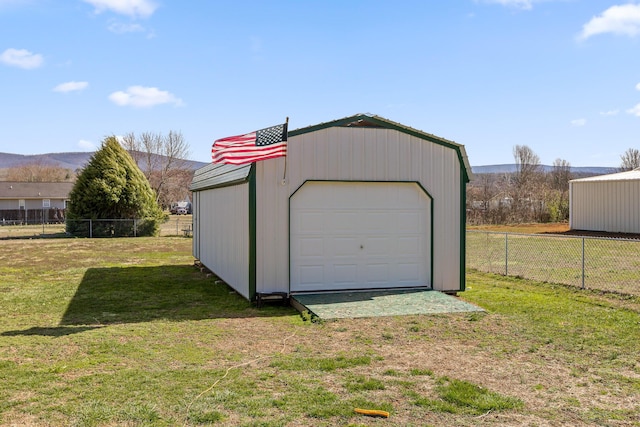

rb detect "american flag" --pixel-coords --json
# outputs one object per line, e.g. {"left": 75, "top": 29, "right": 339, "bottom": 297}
{"left": 211, "top": 123, "right": 288, "bottom": 165}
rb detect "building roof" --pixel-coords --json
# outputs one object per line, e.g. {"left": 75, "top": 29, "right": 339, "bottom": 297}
{"left": 191, "top": 113, "right": 473, "bottom": 191}
{"left": 570, "top": 168, "right": 640, "bottom": 183}
{"left": 291, "top": 113, "right": 473, "bottom": 182}
{"left": 0, "top": 181, "right": 74, "bottom": 199}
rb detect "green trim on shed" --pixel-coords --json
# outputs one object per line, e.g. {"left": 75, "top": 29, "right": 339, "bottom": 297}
{"left": 459, "top": 166, "right": 467, "bottom": 292}
{"left": 248, "top": 164, "right": 257, "bottom": 300}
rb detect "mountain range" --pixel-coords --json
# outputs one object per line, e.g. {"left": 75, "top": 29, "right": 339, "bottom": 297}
{"left": 0, "top": 151, "right": 208, "bottom": 172}
{"left": 470, "top": 164, "right": 616, "bottom": 175}
{"left": 0, "top": 152, "right": 616, "bottom": 178}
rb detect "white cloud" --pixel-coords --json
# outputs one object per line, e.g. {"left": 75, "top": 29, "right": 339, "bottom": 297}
{"left": 636, "top": 82, "right": 640, "bottom": 91}
{"left": 476, "top": 0, "right": 535, "bottom": 10}
{"left": 0, "top": 48, "right": 43, "bottom": 69}
{"left": 83, "top": 0, "right": 157, "bottom": 18}
{"left": 571, "top": 118, "right": 587, "bottom": 127}
{"left": 108, "top": 85, "right": 184, "bottom": 108}
{"left": 627, "top": 103, "right": 640, "bottom": 117}
{"left": 578, "top": 4, "right": 640, "bottom": 40}
{"left": 78, "top": 139, "right": 96, "bottom": 150}
{"left": 107, "top": 21, "right": 144, "bottom": 34}
{"left": 600, "top": 109, "right": 619, "bottom": 116}
{"left": 53, "top": 81, "right": 89, "bottom": 93}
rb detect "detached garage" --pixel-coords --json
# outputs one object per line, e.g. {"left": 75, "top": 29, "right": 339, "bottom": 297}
{"left": 570, "top": 168, "right": 640, "bottom": 234}
{"left": 190, "top": 114, "right": 472, "bottom": 301}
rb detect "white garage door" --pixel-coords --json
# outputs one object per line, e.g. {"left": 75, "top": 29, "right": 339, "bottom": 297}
{"left": 290, "top": 181, "right": 431, "bottom": 292}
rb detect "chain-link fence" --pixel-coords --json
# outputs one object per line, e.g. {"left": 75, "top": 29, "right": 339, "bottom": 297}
{"left": 0, "top": 216, "right": 193, "bottom": 239}
{"left": 467, "top": 230, "right": 640, "bottom": 296}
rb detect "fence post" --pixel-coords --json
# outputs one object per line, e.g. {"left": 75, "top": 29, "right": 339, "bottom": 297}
{"left": 176, "top": 218, "right": 179, "bottom": 236}
{"left": 89, "top": 219, "right": 93, "bottom": 238}
{"left": 505, "top": 232, "right": 509, "bottom": 276}
{"left": 134, "top": 219, "right": 137, "bottom": 237}
{"left": 581, "top": 237, "right": 585, "bottom": 289}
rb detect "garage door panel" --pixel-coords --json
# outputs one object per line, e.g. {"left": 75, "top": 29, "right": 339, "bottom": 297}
{"left": 397, "top": 263, "right": 421, "bottom": 282}
{"left": 299, "top": 237, "right": 324, "bottom": 256}
{"left": 291, "top": 182, "right": 431, "bottom": 292}
{"left": 366, "top": 237, "right": 392, "bottom": 254}
{"left": 298, "top": 265, "right": 324, "bottom": 286}
{"left": 398, "top": 212, "right": 422, "bottom": 231}
{"left": 332, "top": 237, "right": 358, "bottom": 256}
{"left": 398, "top": 236, "right": 420, "bottom": 255}
{"left": 331, "top": 212, "right": 359, "bottom": 230}
{"left": 298, "top": 212, "right": 325, "bottom": 233}
{"left": 334, "top": 264, "right": 358, "bottom": 284}
{"left": 365, "top": 263, "right": 390, "bottom": 282}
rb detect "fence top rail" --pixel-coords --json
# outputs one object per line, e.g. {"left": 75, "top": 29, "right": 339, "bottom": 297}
{"left": 466, "top": 229, "right": 640, "bottom": 243}
{"left": 66, "top": 218, "right": 165, "bottom": 222}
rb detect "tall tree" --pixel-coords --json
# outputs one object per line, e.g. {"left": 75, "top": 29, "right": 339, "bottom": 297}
{"left": 548, "top": 158, "right": 572, "bottom": 222}
{"left": 512, "top": 145, "right": 541, "bottom": 187}
{"left": 66, "top": 136, "right": 165, "bottom": 237}
{"left": 120, "top": 130, "right": 191, "bottom": 208}
{"left": 620, "top": 148, "right": 640, "bottom": 171}
{"left": 510, "top": 145, "right": 542, "bottom": 222}
{"left": 550, "top": 158, "right": 572, "bottom": 191}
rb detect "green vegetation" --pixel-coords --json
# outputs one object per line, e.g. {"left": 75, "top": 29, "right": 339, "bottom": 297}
{"left": 467, "top": 230, "right": 640, "bottom": 295}
{"left": 412, "top": 376, "right": 524, "bottom": 415}
{"left": 0, "top": 237, "right": 638, "bottom": 426}
{"left": 66, "top": 136, "right": 165, "bottom": 237}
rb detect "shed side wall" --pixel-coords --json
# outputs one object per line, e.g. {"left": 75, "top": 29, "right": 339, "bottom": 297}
{"left": 570, "top": 180, "right": 640, "bottom": 233}
{"left": 194, "top": 183, "right": 250, "bottom": 299}
{"left": 256, "top": 127, "right": 462, "bottom": 294}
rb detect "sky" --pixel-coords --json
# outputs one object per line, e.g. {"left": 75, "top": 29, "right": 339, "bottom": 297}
{"left": 1, "top": 0, "right": 639, "bottom": 168}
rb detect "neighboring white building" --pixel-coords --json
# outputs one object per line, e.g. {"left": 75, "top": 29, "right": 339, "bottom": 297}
{"left": 190, "top": 114, "right": 473, "bottom": 301}
{"left": 570, "top": 168, "right": 640, "bottom": 234}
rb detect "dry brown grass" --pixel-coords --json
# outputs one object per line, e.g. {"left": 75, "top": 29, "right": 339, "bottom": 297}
{"left": 468, "top": 222, "right": 570, "bottom": 234}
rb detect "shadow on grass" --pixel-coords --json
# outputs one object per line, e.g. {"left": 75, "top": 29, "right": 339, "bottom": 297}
{"left": 58, "top": 265, "right": 293, "bottom": 326}
{"left": 1, "top": 326, "right": 103, "bottom": 337}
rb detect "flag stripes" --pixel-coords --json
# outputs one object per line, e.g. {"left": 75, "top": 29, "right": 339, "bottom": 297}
{"left": 211, "top": 123, "right": 287, "bottom": 165}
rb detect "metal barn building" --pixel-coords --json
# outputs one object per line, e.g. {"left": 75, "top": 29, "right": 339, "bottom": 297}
{"left": 190, "top": 114, "right": 472, "bottom": 301}
{"left": 569, "top": 168, "right": 640, "bottom": 234}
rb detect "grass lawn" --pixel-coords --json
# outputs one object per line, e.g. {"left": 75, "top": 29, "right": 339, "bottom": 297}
{"left": 0, "top": 237, "right": 638, "bottom": 426}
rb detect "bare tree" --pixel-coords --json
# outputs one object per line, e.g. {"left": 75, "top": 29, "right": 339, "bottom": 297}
{"left": 513, "top": 145, "right": 541, "bottom": 187}
{"left": 6, "top": 160, "right": 74, "bottom": 182}
{"left": 510, "top": 145, "right": 542, "bottom": 222}
{"left": 550, "top": 158, "right": 572, "bottom": 191}
{"left": 620, "top": 148, "right": 640, "bottom": 171}
{"left": 120, "top": 132, "right": 143, "bottom": 166}
{"left": 122, "top": 131, "right": 191, "bottom": 208}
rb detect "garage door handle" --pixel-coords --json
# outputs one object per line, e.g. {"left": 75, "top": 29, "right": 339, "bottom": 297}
{"left": 360, "top": 245, "right": 363, "bottom": 249}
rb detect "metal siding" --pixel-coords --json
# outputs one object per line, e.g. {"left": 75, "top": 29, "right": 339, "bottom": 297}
{"left": 570, "top": 179, "right": 640, "bottom": 233}
{"left": 192, "top": 191, "right": 200, "bottom": 260}
{"left": 256, "top": 127, "right": 462, "bottom": 293}
{"left": 194, "top": 183, "right": 250, "bottom": 299}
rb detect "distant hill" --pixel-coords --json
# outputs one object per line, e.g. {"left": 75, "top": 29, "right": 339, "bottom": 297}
{"left": 471, "top": 164, "right": 617, "bottom": 176}
{"left": 0, "top": 153, "right": 617, "bottom": 179}
{"left": 0, "top": 151, "right": 209, "bottom": 172}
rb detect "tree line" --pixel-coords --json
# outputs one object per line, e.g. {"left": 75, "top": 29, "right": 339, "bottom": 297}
{"left": 4, "top": 130, "right": 194, "bottom": 211}
{"left": 467, "top": 146, "right": 640, "bottom": 225}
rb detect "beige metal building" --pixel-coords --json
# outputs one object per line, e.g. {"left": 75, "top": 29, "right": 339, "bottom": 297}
{"left": 569, "top": 168, "right": 640, "bottom": 234}
{"left": 190, "top": 114, "right": 472, "bottom": 300}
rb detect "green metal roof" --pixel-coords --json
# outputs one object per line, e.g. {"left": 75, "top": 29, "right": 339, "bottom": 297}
{"left": 189, "top": 162, "right": 251, "bottom": 191}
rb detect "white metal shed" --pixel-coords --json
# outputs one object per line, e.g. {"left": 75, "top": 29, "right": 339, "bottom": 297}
{"left": 569, "top": 168, "right": 640, "bottom": 234}
{"left": 190, "top": 114, "right": 472, "bottom": 301}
